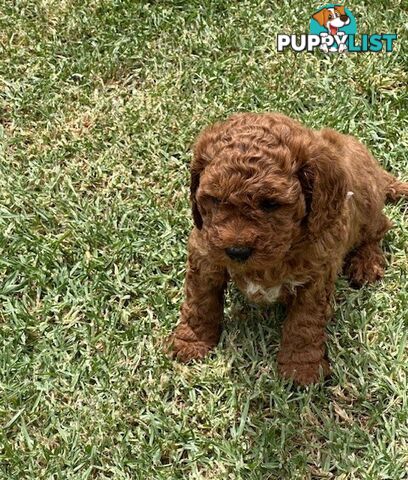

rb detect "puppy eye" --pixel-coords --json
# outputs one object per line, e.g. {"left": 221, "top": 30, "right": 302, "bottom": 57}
{"left": 260, "top": 199, "right": 280, "bottom": 212}
{"left": 328, "top": 14, "right": 333, "bottom": 19}
{"left": 208, "top": 196, "right": 221, "bottom": 205}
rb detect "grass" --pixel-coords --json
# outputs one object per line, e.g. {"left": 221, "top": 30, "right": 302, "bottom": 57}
{"left": 0, "top": 0, "right": 407, "bottom": 478}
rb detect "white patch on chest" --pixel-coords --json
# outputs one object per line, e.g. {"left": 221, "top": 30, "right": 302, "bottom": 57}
{"left": 244, "top": 281, "right": 282, "bottom": 303}
{"left": 228, "top": 268, "right": 306, "bottom": 304}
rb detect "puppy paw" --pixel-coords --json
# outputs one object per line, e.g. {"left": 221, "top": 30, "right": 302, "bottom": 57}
{"left": 345, "top": 256, "right": 385, "bottom": 288}
{"left": 166, "top": 322, "right": 218, "bottom": 362}
{"left": 278, "top": 358, "right": 330, "bottom": 386}
{"left": 167, "top": 335, "right": 214, "bottom": 362}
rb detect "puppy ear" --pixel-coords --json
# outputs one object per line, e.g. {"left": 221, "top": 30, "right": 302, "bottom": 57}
{"left": 298, "top": 138, "right": 349, "bottom": 235}
{"left": 335, "top": 5, "right": 346, "bottom": 15}
{"left": 312, "top": 8, "right": 327, "bottom": 26}
{"left": 190, "top": 125, "right": 219, "bottom": 229}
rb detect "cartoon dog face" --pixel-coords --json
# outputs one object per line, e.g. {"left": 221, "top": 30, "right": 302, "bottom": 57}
{"left": 312, "top": 5, "right": 350, "bottom": 35}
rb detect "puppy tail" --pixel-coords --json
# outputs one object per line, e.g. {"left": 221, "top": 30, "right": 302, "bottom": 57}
{"left": 384, "top": 173, "right": 408, "bottom": 203}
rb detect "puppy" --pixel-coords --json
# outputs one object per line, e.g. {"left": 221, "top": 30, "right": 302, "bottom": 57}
{"left": 312, "top": 5, "right": 350, "bottom": 53}
{"left": 168, "top": 112, "right": 407, "bottom": 385}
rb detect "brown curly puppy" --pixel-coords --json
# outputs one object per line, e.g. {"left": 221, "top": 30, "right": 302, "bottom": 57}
{"left": 168, "top": 112, "right": 407, "bottom": 385}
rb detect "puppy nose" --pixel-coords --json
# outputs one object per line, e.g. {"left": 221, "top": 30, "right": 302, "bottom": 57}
{"left": 225, "top": 246, "right": 253, "bottom": 262}
{"left": 340, "top": 14, "right": 348, "bottom": 21}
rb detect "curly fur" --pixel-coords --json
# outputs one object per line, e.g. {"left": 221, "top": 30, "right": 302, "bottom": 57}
{"left": 168, "top": 112, "right": 407, "bottom": 385}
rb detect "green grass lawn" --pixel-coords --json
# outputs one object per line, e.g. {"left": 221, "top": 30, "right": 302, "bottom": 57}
{"left": 1, "top": 1, "right": 407, "bottom": 478}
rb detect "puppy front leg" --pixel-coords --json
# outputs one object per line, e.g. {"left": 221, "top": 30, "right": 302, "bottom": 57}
{"left": 169, "top": 241, "right": 228, "bottom": 362}
{"left": 277, "top": 278, "right": 334, "bottom": 385}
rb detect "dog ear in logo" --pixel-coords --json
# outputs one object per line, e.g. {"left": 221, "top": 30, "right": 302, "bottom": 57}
{"left": 312, "top": 8, "right": 328, "bottom": 29}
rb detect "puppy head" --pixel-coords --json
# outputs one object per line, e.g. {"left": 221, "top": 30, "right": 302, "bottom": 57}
{"left": 191, "top": 113, "right": 348, "bottom": 270}
{"left": 312, "top": 6, "right": 349, "bottom": 29}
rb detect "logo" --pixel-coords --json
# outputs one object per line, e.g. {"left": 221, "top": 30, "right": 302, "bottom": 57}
{"left": 310, "top": 5, "right": 356, "bottom": 53}
{"left": 277, "top": 4, "right": 397, "bottom": 53}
